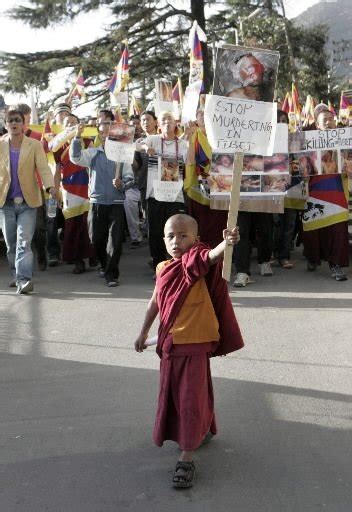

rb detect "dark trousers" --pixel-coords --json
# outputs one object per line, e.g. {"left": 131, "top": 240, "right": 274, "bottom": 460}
{"left": 47, "top": 207, "right": 62, "bottom": 260}
{"left": 234, "top": 211, "right": 273, "bottom": 275}
{"left": 147, "top": 198, "right": 186, "bottom": 269}
{"left": 88, "top": 203, "right": 125, "bottom": 280}
{"left": 273, "top": 208, "right": 297, "bottom": 261}
{"left": 32, "top": 205, "right": 47, "bottom": 264}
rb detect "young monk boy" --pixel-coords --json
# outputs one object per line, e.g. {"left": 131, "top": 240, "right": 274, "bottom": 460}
{"left": 134, "top": 214, "right": 244, "bottom": 488}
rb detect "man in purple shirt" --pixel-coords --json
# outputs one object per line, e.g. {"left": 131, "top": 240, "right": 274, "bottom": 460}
{"left": 0, "top": 110, "right": 55, "bottom": 294}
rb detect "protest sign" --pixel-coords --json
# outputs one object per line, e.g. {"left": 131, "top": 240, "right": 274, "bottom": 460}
{"left": 152, "top": 157, "right": 184, "bottom": 202}
{"left": 104, "top": 122, "right": 135, "bottom": 164}
{"left": 181, "top": 82, "right": 202, "bottom": 124}
{"left": 287, "top": 127, "right": 352, "bottom": 176}
{"left": 110, "top": 91, "right": 128, "bottom": 108}
{"left": 105, "top": 139, "right": 135, "bottom": 164}
{"left": 213, "top": 45, "right": 279, "bottom": 103}
{"left": 209, "top": 151, "right": 290, "bottom": 204}
{"left": 155, "top": 79, "right": 173, "bottom": 116}
{"left": 204, "top": 94, "right": 277, "bottom": 155}
{"left": 289, "top": 127, "right": 352, "bottom": 152}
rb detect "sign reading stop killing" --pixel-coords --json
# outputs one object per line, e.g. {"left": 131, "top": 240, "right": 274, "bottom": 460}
{"left": 204, "top": 94, "right": 277, "bottom": 156}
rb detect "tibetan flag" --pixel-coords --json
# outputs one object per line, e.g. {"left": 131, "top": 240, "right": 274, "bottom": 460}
{"left": 71, "top": 68, "right": 85, "bottom": 101}
{"left": 281, "top": 92, "right": 291, "bottom": 114}
{"left": 194, "top": 129, "right": 211, "bottom": 177}
{"left": 302, "top": 95, "right": 315, "bottom": 127}
{"left": 340, "top": 92, "right": 350, "bottom": 110}
{"left": 291, "top": 83, "right": 301, "bottom": 115}
{"left": 108, "top": 72, "right": 117, "bottom": 93}
{"left": 328, "top": 100, "right": 337, "bottom": 118}
{"left": 109, "top": 41, "right": 129, "bottom": 96}
{"left": 188, "top": 21, "right": 207, "bottom": 92}
{"left": 172, "top": 81, "right": 181, "bottom": 103}
{"left": 128, "top": 93, "right": 141, "bottom": 117}
{"left": 339, "top": 91, "right": 352, "bottom": 123}
{"left": 41, "top": 117, "right": 52, "bottom": 142}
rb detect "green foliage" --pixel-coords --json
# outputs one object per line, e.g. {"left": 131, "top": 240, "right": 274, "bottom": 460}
{"left": 0, "top": 0, "right": 332, "bottom": 110}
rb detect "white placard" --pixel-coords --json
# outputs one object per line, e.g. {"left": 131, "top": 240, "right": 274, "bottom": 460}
{"left": 204, "top": 94, "right": 277, "bottom": 156}
{"left": 154, "top": 100, "right": 174, "bottom": 117}
{"left": 104, "top": 138, "right": 135, "bottom": 164}
{"left": 272, "top": 122, "right": 288, "bottom": 153}
{"left": 289, "top": 127, "right": 352, "bottom": 152}
{"left": 110, "top": 91, "right": 128, "bottom": 107}
{"left": 153, "top": 180, "right": 183, "bottom": 202}
{"left": 181, "top": 84, "right": 201, "bottom": 125}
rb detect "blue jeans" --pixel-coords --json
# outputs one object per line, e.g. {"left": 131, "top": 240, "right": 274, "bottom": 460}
{"left": 1, "top": 200, "right": 37, "bottom": 283}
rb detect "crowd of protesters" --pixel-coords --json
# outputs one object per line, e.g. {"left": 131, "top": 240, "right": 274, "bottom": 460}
{"left": 0, "top": 99, "right": 351, "bottom": 294}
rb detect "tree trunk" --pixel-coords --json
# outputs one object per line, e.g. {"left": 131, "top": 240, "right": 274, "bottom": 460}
{"left": 190, "top": 0, "right": 211, "bottom": 92}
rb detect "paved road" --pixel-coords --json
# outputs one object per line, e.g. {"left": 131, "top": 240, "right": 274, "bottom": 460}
{"left": 1, "top": 242, "right": 351, "bottom": 511}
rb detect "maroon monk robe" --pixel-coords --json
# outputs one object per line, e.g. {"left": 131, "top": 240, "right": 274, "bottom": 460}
{"left": 153, "top": 242, "right": 244, "bottom": 450}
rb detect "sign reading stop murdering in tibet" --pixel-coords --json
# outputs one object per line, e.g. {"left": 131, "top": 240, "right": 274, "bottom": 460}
{"left": 204, "top": 94, "right": 277, "bottom": 156}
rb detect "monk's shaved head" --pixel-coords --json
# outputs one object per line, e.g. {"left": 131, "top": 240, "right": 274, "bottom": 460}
{"left": 164, "top": 214, "right": 198, "bottom": 236}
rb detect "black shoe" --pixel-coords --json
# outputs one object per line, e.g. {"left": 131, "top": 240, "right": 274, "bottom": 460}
{"left": 48, "top": 258, "right": 59, "bottom": 267}
{"left": 88, "top": 257, "right": 98, "bottom": 268}
{"left": 307, "top": 261, "right": 317, "bottom": 271}
{"left": 72, "top": 260, "right": 86, "bottom": 274}
{"left": 38, "top": 260, "right": 47, "bottom": 271}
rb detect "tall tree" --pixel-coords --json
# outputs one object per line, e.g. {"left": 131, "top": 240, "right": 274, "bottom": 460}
{"left": 0, "top": 0, "right": 331, "bottom": 108}
{"left": 0, "top": 0, "right": 212, "bottom": 106}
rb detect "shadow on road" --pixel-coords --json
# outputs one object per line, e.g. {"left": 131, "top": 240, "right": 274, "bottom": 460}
{"left": 0, "top": 354, "right": 351, "bottom": 512}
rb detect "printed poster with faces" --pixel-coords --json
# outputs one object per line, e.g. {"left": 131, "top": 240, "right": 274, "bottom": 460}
{"left": 153, "top": 157, "right": 183, "bottom": 202}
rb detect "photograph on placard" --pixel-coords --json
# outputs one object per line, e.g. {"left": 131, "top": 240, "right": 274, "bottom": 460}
{"left": 243, "top": 154, "right": 264, "bottom": 173}
{"left": 208, "top": 174, "right": 233, "bottom": 194}
{"left": 262, "top": 174, "right": 291, "bottom": 193}
{"left": 213, "top": 44, "right": 279, "bottom": 102}
{"left": 155, "top": 79, "right": 173, "bottom": 102}
{"left": 341, "top": 149, "right": 352, "bottom": 174}
{"left": 263, "top": 153, "right": 289, "bottom": 173}
{"left": 160, "top": 158, "right": 180, "bottom": 182}
{"left": 108, "top": 122, "right": 135, "bottom": 143}
{"left": 289, "top": 151, "right": 318, "bottom": 177}
{"left": 211, "top": 153, "right": 234, "bottom": 174}
{"left": 240, "top": 174, "right": 261, "bottom": 193}
{"left": 320, "top": 149, "right": 339, "bottom": 174}
{"left": 288, "top": 131, "right": 305, "bottom": 152}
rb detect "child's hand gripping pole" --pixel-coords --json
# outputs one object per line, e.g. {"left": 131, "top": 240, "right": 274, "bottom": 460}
{"left": 112, "top": 162, "right": 124, "bottom": 189}
{"left": 222, "top": 152, "right": 244, "bottom": 282}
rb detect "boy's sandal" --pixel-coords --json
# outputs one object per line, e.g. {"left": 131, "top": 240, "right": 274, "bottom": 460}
{"left": 201, "top": 431, "right": 214, "bottom": 447}
{"left": 172, "top": 461, "right": 195, "bottom": 489}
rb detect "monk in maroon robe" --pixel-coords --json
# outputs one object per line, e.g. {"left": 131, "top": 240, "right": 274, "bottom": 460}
{"left": 134, "top": 214, "right": 244, "bottom": 488}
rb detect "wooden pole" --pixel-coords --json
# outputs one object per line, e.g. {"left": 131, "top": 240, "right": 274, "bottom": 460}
{"left": 222, "top": 152, "right": 244, "bottom": 281}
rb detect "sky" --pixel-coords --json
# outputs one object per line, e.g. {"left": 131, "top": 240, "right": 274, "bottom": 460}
{"left": 0, "top": 0, "right": 322, "bottom": 116}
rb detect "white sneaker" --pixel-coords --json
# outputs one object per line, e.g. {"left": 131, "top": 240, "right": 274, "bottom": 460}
{"left": 260, "top": 262, "right": 273, "bottom": 276}
{"left": 233, "top": 272, "right": 249, "bottom": 287}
